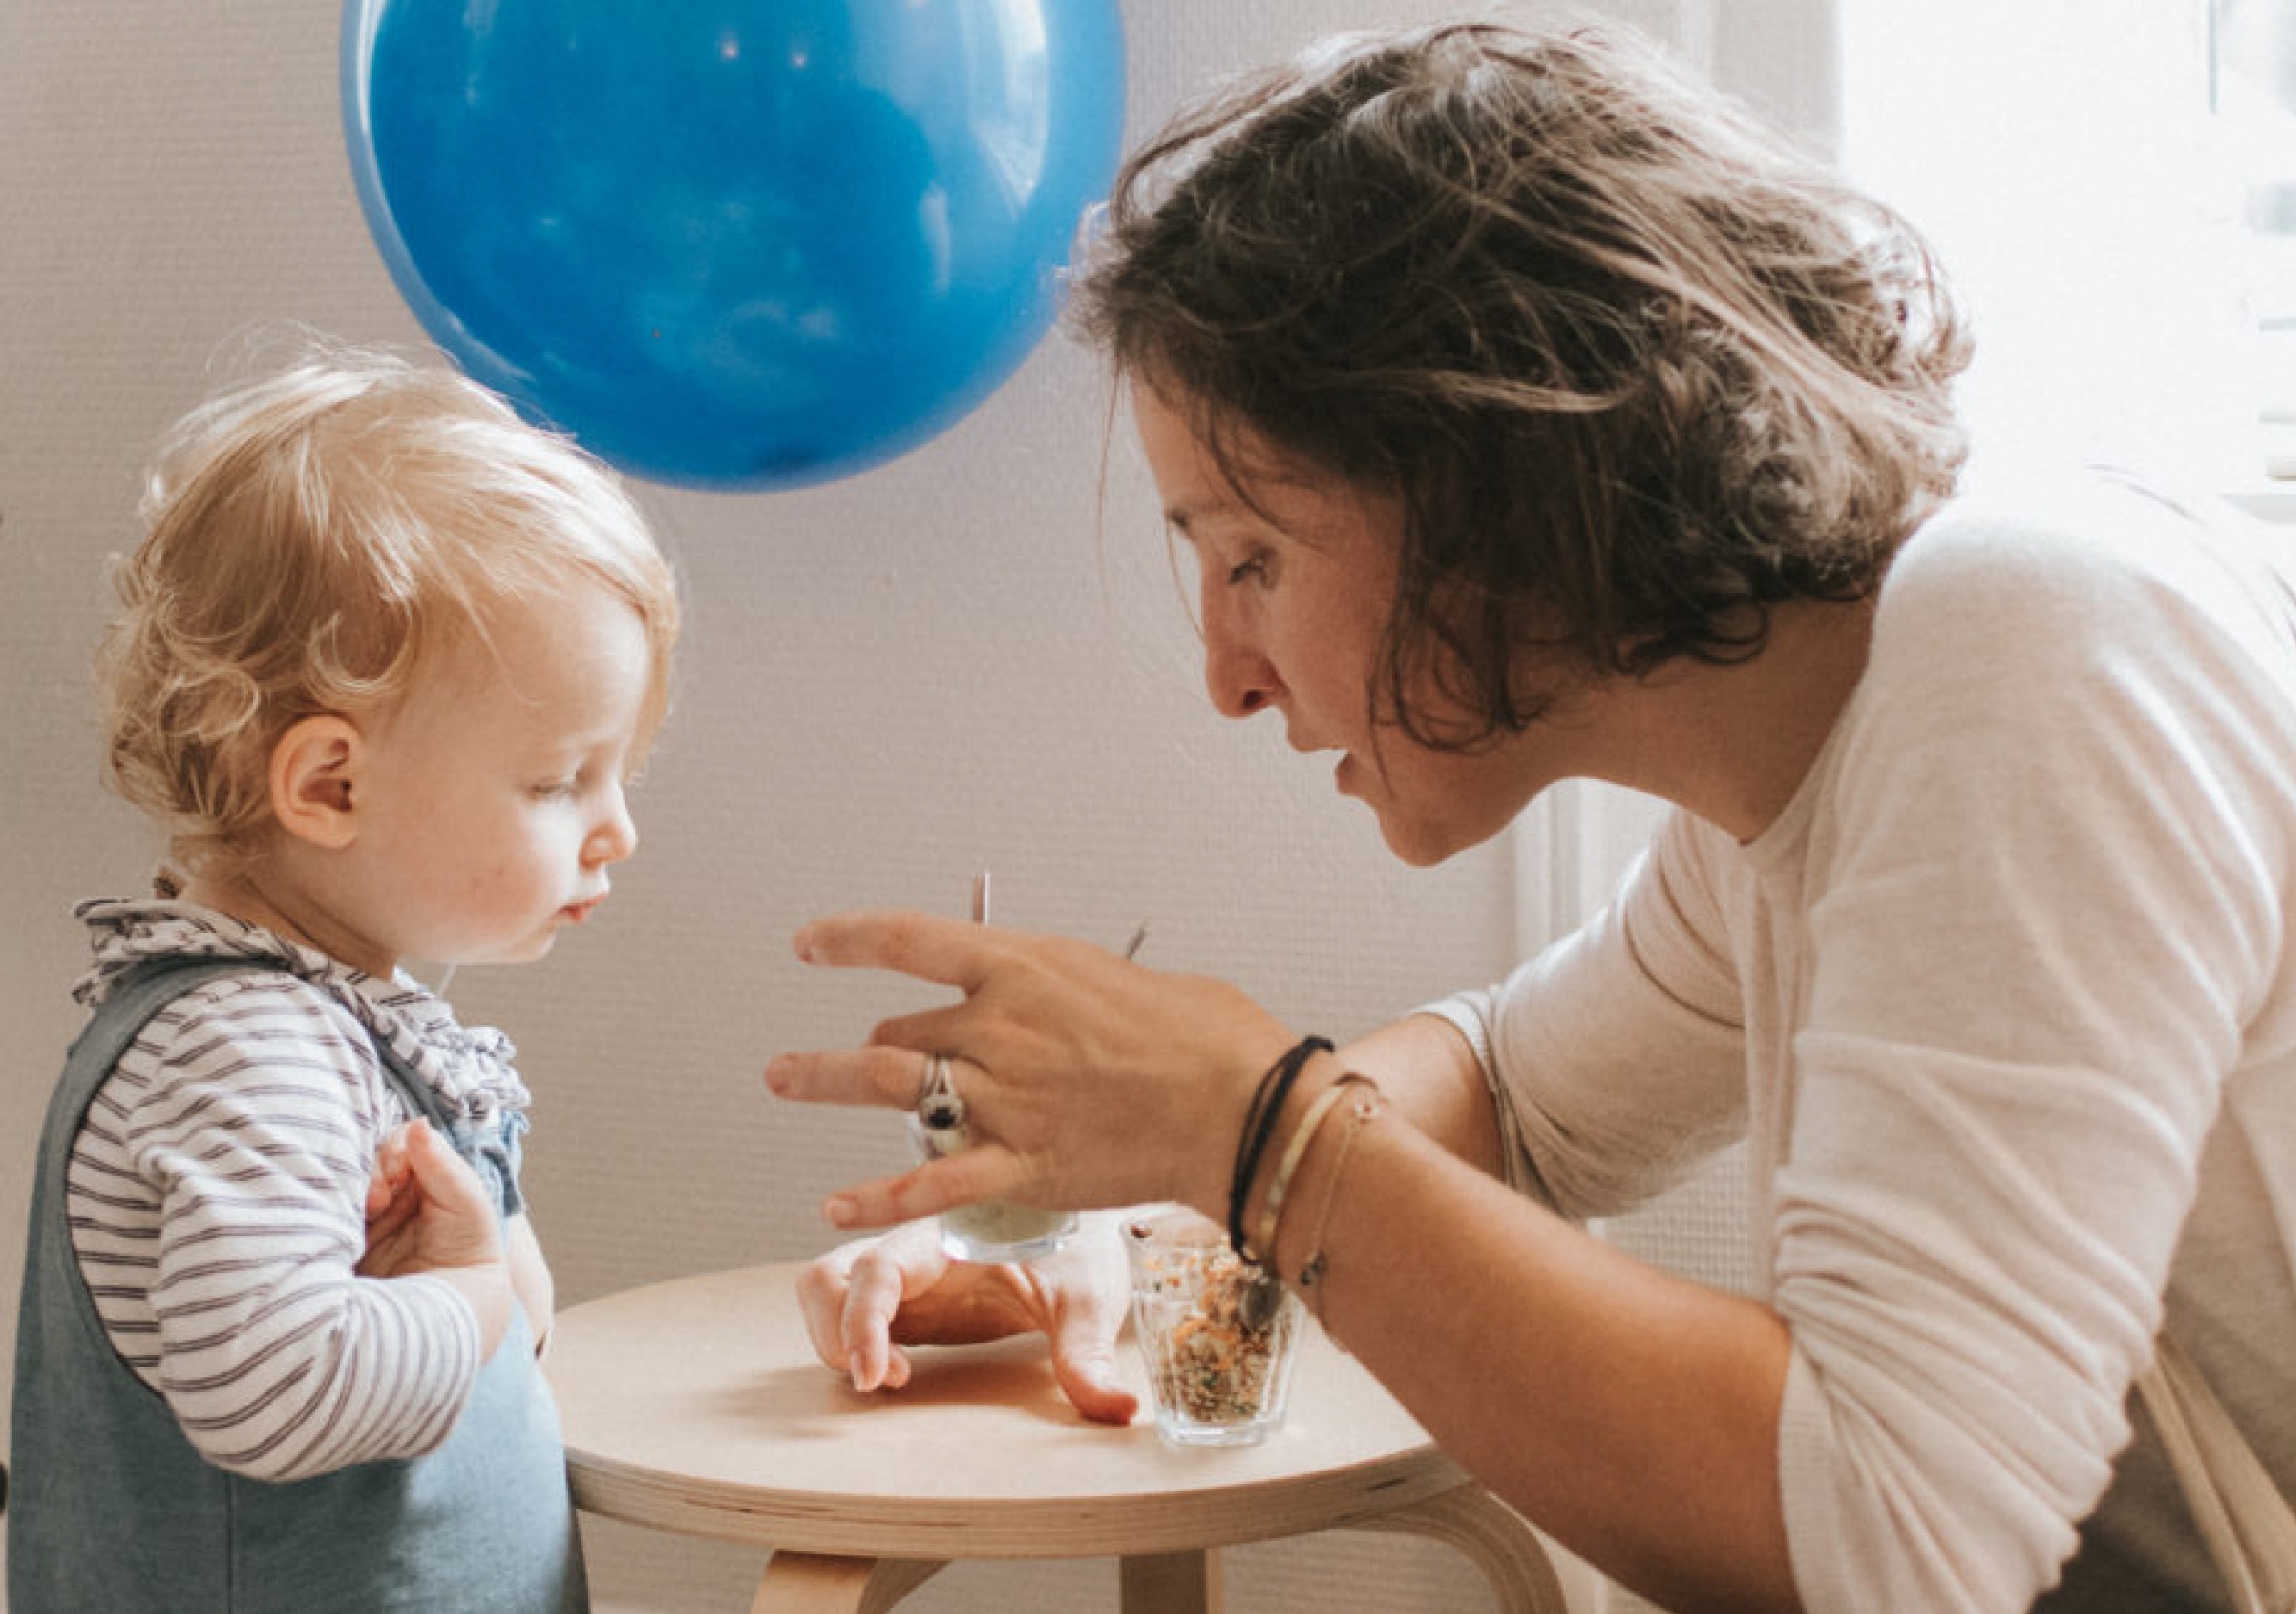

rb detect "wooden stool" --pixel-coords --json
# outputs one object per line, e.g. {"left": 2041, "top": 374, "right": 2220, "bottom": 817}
{"left": 547, "top": 1262, "right": 1570, "bottom": 1614}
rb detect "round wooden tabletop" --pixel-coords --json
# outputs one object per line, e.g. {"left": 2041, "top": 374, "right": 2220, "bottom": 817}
{"left": 545, "top": 1260, "right": 1470, "bottom": 1562}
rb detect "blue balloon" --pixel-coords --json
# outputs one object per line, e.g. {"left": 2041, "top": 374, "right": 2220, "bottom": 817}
{"left": 342, "top": 0, "right": 1125, "bottom": 491}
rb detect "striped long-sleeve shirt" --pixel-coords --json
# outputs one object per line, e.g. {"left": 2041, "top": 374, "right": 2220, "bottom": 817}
{"left": 63, "top": 894, "right": 535, "bottom": 1482}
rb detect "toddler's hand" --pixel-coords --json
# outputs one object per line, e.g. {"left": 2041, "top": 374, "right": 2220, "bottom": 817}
{"left": 357, "top": 1120, "right": 513, "bottom": 1357}
{"left": 362, "top": 1122, "right": 420, "bottom": 1256}
{"left": 358, "top": 1119, "right": 502, "bottom": 1277}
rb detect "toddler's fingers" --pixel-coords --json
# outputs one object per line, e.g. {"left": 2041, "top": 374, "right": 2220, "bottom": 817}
{"left": 403, "top": 1119, "right": 492, "bottom": 1215}
{"left": 367, "top": 1124, "right": 415, "bottom": 1218}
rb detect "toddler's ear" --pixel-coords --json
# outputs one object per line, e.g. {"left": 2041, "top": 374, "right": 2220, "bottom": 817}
{"left": 269, "top": 715, "right": 362, "bottom": 850}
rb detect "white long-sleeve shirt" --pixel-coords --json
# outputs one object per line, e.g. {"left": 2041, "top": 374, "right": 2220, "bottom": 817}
{"left": 64, "top": 897, "right": 534, "bottom": 1482}
{"left": 1429, "top": 471, "right": 2296, "bottom": 1611}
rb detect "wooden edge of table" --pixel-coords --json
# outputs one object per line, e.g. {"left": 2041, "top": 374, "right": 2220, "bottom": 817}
{"left": 564, "top": 1443, "right": 1473, "bottom": 1559}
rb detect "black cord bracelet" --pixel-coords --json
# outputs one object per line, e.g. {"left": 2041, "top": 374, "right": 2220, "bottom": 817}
{"left": 1227, "top": 1035, "right": 1332, "bottom": 1260}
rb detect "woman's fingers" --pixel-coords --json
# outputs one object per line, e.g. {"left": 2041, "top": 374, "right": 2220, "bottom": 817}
{"left": 773, "top": 907, "right": 1297, "bottom": 1227}
{"left": 820, "top": 1148, "right": 1025, "bottom": 1233}
{"left": 793, "top": 909, "right": 993, "bottom": 991}
{"left": 766, "top": 1042, "right": 940, "bottom": 1110}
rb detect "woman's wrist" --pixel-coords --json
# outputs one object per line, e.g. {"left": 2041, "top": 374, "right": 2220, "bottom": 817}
{"left": 1232, "top": 1049, "right": 1377, "bottom": 1266}
{"left": 1226, "top": 1036, "right": 1333, "bottom": 1256}
{"left": 1174, "top": 1025, "right": 1312, "bottom": 1224}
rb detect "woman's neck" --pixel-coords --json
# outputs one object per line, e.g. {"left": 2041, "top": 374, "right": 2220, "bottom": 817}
{"left": 1602, "top": 596, "right": 1876, "bottom": 843}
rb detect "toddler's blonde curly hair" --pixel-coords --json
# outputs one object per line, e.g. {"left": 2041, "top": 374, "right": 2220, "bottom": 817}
{"left": 99, "top": 342, "right": 681, "bottom": 873}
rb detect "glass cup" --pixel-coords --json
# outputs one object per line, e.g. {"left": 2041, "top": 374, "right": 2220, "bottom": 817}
{"left": 1123, "top": 1208, "right": 1305, "bottom": 1448}
{"left": 909, "top": 1115, "right": 1078, "bottom": 1264}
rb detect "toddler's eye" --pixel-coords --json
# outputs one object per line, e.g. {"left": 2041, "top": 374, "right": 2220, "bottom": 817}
{"left": 530, "top": 778, "right": 579, "bottom": 801}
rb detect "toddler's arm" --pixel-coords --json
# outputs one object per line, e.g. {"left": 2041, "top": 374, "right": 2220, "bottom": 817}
{"left": 97, "top": 979, "right": 524, "bottom": 1483}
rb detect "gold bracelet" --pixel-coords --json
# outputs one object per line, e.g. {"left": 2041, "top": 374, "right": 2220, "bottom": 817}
{"left": 1250, "top": 1073, "right": 1372, "bottom": 1262}
{"left": 1293, "top": 1080, "right": 1384, "bottom": 1322}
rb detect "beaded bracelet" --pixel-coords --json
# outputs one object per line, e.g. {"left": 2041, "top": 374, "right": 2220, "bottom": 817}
{"left": 1293, "top": 1080, "right": 1385, "bottom": 1323}
{"left": 1227, "top": 1036, "right": 1331, "bottom": 1259}
{"left": 1252, "top": 1073, "right": 1377, "bottom": 1265}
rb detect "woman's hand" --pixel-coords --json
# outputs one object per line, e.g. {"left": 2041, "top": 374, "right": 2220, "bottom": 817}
{"left": 765, "top": 909, "right": 1298, "bottom": 1229}
{"left": 798, "top": 1218, "right": 1140, "bottom": 1425}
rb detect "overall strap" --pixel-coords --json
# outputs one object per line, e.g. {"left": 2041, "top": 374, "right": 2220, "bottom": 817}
{"left": 59, "top": 958, "right": 266, "bottom": 1090}
{"left": 65, "top": 957, "right": 455, "bottom": 1120}
{"left": 35, "top": 959, "right": 275, "bottom": 1203}
{"left": 53, "top": 956, "right": 494, "bottom": 1209}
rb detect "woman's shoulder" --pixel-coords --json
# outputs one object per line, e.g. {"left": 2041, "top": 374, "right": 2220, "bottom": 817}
{"left": 1878, "top": 467, "right": 2296, "bottom": 678}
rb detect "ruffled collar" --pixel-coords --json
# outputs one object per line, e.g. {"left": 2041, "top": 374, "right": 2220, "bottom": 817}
{"left": 72, "top": 883, "right": 530, "bottom": 1126}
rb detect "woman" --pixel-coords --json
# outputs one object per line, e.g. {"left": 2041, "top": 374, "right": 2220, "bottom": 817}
{"left": 766, "top": 19, "right": 2296, "bottom": 1612}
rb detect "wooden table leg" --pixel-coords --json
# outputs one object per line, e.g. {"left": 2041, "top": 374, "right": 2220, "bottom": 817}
{"left": 1118, "top": 1548, "right": 1223, "bottom": 1613}
{"left": 748, "top": 1551, "right": 944, "bottom": 1614}
{"left": 1351, "top": 1483, "right": 1572, "bottom": 1614}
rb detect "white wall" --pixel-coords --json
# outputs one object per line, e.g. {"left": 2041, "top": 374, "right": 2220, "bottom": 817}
{"left": 1835, "top": 0, "right": 2250, "bottom": 494}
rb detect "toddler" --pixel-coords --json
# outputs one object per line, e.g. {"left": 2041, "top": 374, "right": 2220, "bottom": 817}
{"left": 9, "top": 343, "right": 680, "bottom": 1613}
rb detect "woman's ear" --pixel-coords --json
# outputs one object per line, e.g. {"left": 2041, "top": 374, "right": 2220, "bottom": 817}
{"left": 269, "top": 715, "right": 362, "bottom": 850}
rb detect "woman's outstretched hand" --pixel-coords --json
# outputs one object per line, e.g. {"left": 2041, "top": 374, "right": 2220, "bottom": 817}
{"left": 765, "top": 908, "right": 1299, "bottom": 1231}
{"left": 797, "top": 1217, "right": 1140, "bottom": 1425}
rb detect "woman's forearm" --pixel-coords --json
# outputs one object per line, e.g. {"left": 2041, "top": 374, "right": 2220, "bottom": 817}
{"left": 1259, "top": 1057, "right": 1800, "bottom": 1614}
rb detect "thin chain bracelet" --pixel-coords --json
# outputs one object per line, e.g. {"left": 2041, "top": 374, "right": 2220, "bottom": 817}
{"left": 1293, "top": 1079, "right": 1385, "bottom": 1323}
{"left": 1253, "top": 1073, "right": 1377, "bottom": 1265}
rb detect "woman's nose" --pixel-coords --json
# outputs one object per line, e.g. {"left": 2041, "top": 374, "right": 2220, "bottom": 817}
{"left": 1202, "top": 605, "right": 1277, "bottom": 720}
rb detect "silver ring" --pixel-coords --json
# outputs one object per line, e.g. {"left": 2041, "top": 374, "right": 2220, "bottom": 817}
{"left": 915, "top": 1052, "right": 967, "bottom": 1132}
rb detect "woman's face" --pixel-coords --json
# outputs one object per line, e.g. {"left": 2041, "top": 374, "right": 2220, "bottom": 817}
{"left": 1131, "top": 379, "right": 1587, "bottom": 866}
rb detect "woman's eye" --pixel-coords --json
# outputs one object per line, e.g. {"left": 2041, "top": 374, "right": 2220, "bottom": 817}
{"left": 1228, "top": 553, "right": 1272, "bottom": 585}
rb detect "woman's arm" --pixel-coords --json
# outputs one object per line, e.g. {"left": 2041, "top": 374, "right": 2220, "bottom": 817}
{"left": 783, "top": 1014, "right": 1495, "bottom": 1425}
{"left": 1330, "top": 1012, "right": 1502, "bottom": 1173}
{"left": 769, "top": 907, "right": 1793, "bottom": 1609}
{"left": 1254, "top": 1051, "right": 1798, "bottom": 1613}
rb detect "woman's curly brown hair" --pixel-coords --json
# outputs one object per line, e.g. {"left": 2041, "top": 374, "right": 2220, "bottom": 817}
{"left": 1069, "top": 20, "right": 1971, "bottom": 747}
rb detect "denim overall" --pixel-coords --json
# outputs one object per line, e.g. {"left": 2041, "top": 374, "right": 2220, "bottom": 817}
{"left": 9, "top": 958, "right": 588, "bottom": 1613}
